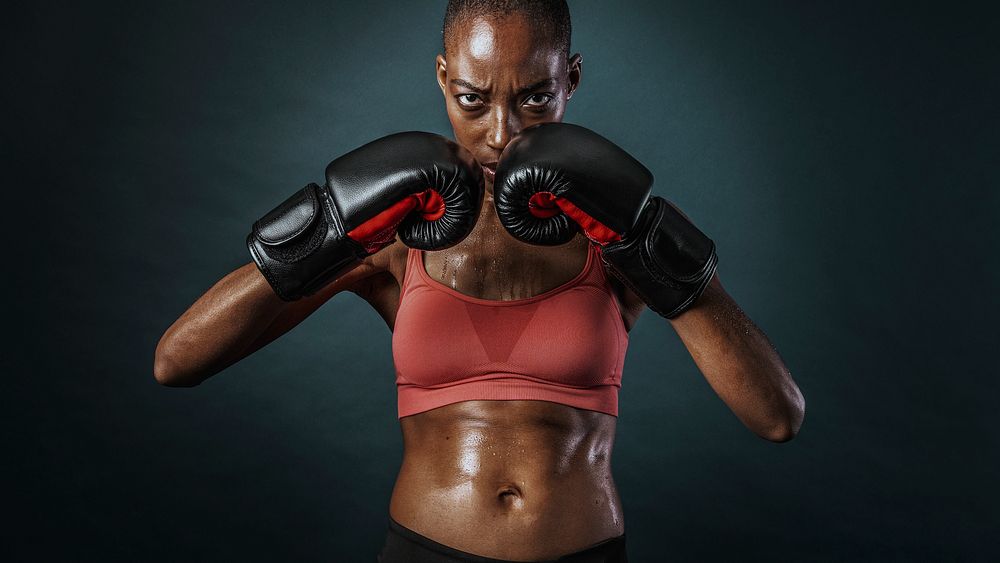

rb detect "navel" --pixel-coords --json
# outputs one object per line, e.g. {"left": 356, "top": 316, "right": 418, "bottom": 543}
{"left": 496, "top": 483, "right": 524, "bottom": 509}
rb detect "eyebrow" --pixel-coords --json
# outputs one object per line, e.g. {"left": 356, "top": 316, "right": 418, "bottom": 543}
{"left": 449, "top": 78, "right": 557, "bottom": 96}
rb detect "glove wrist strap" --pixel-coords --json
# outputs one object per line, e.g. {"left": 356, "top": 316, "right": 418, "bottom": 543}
{"left": 601, "top": 196, "right": 718, "bottom": 318}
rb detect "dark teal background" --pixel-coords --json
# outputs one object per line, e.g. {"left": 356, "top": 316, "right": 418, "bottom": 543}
{"left": 7, "top": 1, "right": 997, "bottom": 561}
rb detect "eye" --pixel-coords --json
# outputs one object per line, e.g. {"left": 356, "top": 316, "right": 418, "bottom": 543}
{"left": 456, "top": 93, "right": 484, "bottom": 109}
{"left": 523, "top": 93, "right": 553, "bottom": 110}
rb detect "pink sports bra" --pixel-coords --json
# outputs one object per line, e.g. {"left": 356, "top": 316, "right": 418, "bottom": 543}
{"left": 391, "top": 243, "right": 629, "bottom": 419}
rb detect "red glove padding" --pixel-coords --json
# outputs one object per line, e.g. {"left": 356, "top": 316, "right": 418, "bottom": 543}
{"left": 348, "top": 189, "right": 445, "bottom": 253}
{"left": 527, "top": 191, "right": 622, "bottom": 246}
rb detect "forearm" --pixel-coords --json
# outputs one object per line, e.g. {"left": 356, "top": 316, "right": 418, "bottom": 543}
{"left": 669, "top": 274, "right": 805, "bottom": 442}
{"left": 153, "top": 263, "right": 289, "bottom": 387}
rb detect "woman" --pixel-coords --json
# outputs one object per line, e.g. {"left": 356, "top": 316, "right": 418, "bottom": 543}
{"left": 154, "top": 1, "right": 805, "bottom": 561}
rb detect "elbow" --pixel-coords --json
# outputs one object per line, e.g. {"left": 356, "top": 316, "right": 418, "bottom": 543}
{"left": 153, "top": 343, "right": 202, "bottom": 388}
{"left": 761, "top": 392, "right": 806, "bottom": 444}
{"left": 761, "top": 423, "right": 798, "bottom": 443}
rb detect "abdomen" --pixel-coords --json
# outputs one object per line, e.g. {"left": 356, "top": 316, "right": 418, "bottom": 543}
{"left": 389, "top": 400, "right": 624, "bottom": 561}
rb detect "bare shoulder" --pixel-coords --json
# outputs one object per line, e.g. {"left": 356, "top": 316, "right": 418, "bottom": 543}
{"left": 601, "top": 261, "right": 646, "bottom": 332}
{"left": 363, "top": 239, "right": 408, "bottom": 284}
{"left": 335, "top": 240, "right": 407, "bottom": 330}
{"left": 347, "top": 239, "right": 408, "bottom": 300}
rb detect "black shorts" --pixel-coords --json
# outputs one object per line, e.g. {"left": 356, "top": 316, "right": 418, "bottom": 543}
{"left": 377, "top": 515, "right": 628, "bottom": 563}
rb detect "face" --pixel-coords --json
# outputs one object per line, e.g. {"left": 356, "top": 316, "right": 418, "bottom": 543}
{"left": 437, "top": 13, "right": 582, "bottom": 187}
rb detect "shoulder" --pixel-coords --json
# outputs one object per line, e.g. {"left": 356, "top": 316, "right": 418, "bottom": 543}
{"left": 365, "top": 238, "right": 409, "bottom": 279}
{"left": 347, "top": 239, "right": 409, "bottom": 298}
{"left": 600, "top": 259, "right": 646, "bottom": 332}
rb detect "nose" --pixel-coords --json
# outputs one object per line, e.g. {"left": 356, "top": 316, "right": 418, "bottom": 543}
{"left": 486, "top": 107, "right": 518, "bottom": 152}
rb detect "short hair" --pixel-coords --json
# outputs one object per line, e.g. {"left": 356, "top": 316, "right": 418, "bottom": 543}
{"left": 442, "top": 0, "right": 571, "bottom": 57}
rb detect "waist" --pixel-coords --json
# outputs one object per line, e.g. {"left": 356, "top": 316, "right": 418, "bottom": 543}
{"left": 389, "top": 401, "right": 623, "bottom": 559}
{"left": 384, "top": 514, "right": 627, "bottom": 563}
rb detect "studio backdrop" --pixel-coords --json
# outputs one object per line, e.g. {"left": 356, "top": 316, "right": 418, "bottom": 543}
{"left": 7, "top": 1, "right": 997, "bottom": 561}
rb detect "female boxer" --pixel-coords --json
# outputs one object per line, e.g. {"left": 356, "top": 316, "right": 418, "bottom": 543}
{"left": 154, "top": 1, "right": 804, "bottom": 561}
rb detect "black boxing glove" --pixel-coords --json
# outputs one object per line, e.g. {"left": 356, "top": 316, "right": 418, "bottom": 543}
{"left": 248, "top": 132, "right": 483, "bottom": 301}
{"left": 493, "top": 122, "right": 717, "bottom": 318}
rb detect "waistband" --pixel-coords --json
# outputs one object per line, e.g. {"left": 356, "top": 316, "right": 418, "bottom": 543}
{"left": 379, "top": 514, "right": 628, "bottom": 563}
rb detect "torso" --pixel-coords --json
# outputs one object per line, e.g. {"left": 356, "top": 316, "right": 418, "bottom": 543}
{"left": 353, "top": 192, "right": 642, "bottom": 560}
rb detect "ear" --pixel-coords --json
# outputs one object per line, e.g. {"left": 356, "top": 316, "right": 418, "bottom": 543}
{"left": 435, "top": 54, "right": 448, "bottom": 97}
{"left": 566, "top": 53, "right": 583, "bottom": 99}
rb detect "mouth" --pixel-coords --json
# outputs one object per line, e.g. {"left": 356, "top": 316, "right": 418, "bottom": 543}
{"left": 481, "top": 162, "right": 497, "bottom": 182}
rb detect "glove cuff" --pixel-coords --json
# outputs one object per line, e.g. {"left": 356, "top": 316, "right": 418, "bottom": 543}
{"left": 601, "top": 196, "right": 718, "bottom": 318}
{"left": 247, "top": 183, "right": 367, "bottom": 301}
